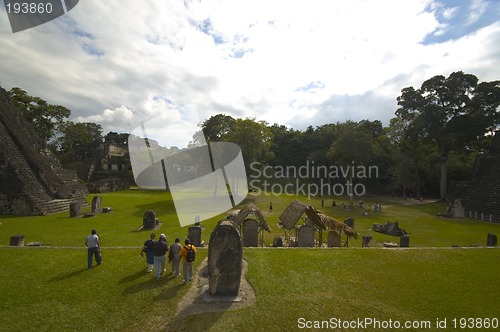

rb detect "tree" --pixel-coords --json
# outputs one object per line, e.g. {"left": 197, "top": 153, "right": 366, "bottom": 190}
{"left": 395, "top": 71, "right": 500, "bottom": 199}
{"left": 200, "top": 114, "right": 236, "bottom": 143}
{"left": 327, "top": 121, "right": 384, "bottom": 202}
{"left": 57, "top": 122, "right": 103, "bottom": 163}
{"left": 9, "top": 87, "right": 70, "bottom": 142}
{"left": 268, "top": 124, "right": 307, "bottom": 167}
{"left": 225, "top": 118, "right": 274, "bottom": 171}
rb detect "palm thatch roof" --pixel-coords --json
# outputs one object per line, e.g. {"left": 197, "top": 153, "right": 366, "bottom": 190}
{"left": 304, "top": 206, "right": 358, "bottom": 239}
{"left": 235, "top": 204, "right": 271, "bottom": 232}
{"left": 279, "top": 199, "right": 357, "bottom": 238}
{"left": 279, "top": 199, "right": 308, "bottom": 230}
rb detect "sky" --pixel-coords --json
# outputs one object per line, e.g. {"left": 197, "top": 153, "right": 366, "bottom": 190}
{"left": 1, "top": 0, "right": 500, "bottom": 148}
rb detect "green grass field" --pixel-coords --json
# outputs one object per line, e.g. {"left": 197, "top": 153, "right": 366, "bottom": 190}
{"left": 1, "top": 190, "right": 499, "bottom": 331}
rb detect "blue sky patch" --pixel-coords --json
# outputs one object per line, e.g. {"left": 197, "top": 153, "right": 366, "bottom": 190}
{"left": 422, "top": 0, "right": 500, "bottom": 45}
{"left": 296, "top": 81, "right": 325, "bottom": 93}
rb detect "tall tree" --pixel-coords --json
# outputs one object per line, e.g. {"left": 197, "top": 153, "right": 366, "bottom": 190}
{"left": 57, "top": 122, "right": 103, "bottom": 163}
{"left": 9, "top": 87, "right": 70, "bottom": 142}
{"left": 200, "top": 114, "right": 236, "bottom": 142}
{"left": 225, "top": 118, "right": 274, "bottom": 171}
{"left": 268, "top": 124, "right": 307, "bottom": 167}
{"left": 395, "top": 71, "right": 500, "bottom": 199}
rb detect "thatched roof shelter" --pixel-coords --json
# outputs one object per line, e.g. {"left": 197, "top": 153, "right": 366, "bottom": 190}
{"left": 235, "top": 204, "right": 271, "bottom": 232}
{"left": 279, "top": 199, "right": 357, "bottom": 239}
{"left": 304, "top": 206, "right": 358, "bottom": 239}
{"left": 279, "top": 199, "right": 308, "bottom": 230}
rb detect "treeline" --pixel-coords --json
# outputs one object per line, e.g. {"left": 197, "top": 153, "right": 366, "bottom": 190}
{"left": 198, "top": 71, "right": 500, "bottom": 199}
{"left": 9, "top": 71, "right": 500, "bottom": 199}
{"left": 9, "top": 87, "right": 103, "bottom": 166}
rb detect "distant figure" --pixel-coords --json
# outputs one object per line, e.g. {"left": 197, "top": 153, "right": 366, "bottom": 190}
{"left": 332, "top": 200, "right": 336, "bottom": 207}
{"left": 85, "top": 229, "right": 102, "bottom": 269}
{"left": 180, "top": 238, "right": 197, "bottom": 284}
{"left": 153, "top": 234, "right": 168, "bottom": 280}
{"left": 321, "top": 199, "right": 324, "bottom": 207}
{"left": 141, "top": 233, "right": 156, "bottom": 273}
{"left": 269, "top": 202, "right": 273, "bottom": 213}
{"left": 169, "top": 237, "right": 182, "bottom": 277}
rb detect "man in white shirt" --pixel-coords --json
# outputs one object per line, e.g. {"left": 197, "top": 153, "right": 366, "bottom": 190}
{"left": 85, "top": 229, "right": 102, "bottom": 269}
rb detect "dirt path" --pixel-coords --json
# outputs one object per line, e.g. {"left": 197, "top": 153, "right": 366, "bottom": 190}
{"left": 174, "top": 258, "right": 256, "bottom": 317}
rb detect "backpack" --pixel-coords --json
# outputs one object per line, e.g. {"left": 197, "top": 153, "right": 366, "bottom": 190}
{"left": 184, "top": 245, "right": 195, "bottom": 262}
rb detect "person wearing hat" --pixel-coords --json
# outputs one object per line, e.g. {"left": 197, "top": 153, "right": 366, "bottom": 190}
{"left": 180, "top": 238, "right": 197, "bottom": 284}
{"left": 141, "top": 233, "right": 156, "bottom": 273}
{"left": 169, "top": 237, "right": 182, "bottom": 277}
{"left": 152, "top": 233, "right": 168, "bottom": 280}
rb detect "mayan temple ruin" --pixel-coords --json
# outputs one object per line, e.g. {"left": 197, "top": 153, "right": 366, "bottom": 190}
{"left": 0, "top": 86, "right": 88, "bottom": 215}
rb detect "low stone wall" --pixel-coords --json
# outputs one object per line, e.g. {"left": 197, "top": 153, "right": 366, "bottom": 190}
{"left": 87, "top": 178, "right": 129, "bottom": 193}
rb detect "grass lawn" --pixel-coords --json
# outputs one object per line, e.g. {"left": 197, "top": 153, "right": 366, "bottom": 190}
{"left": 1, "top": 190, "right": 499, "bottom": 331}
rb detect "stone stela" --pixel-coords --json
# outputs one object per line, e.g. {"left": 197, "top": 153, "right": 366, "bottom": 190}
{"left": 187, "top": 226, "right": 204, "bottom": 247}
{"left": 208, "top": 220, "right": 242, "bottom": 296}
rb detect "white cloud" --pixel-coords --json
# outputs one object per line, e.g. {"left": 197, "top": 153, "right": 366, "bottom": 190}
{"left": 0, "top": 0, "right": 499, "bottom": 140}
{"left": 467, "top": 0, "right": 488, "bottom": 25}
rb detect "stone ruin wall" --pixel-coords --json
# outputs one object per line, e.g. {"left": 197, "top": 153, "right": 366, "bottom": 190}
{"left": 0, "top": 86, "right": 88, "bottom": 215}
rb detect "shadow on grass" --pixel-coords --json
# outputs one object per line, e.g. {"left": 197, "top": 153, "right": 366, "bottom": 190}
{"left": 122, "top": 271, "right": 179, "bottom": 295}
{"left": 118, "top": 269, "right": 145, "bottom": 284}
{"left": 49, "top": 268, "right": 88, "bottom": 282}
{"left": 165, "top": 299, "right": 232, "bottom": 330}
{"left": 131, "top": 199, "right": 177, "bottom": 219}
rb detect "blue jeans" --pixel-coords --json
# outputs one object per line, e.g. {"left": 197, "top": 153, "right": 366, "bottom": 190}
{"left": 154, "top": 255, "right": 166, "bottom": 279}
{"left": 88, "top": 247, "right": 102, "bottom": 269}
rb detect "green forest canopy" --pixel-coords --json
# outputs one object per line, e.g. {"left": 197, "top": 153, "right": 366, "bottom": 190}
{"left": 9, "top": 71, "right": 500, "bottom": 199}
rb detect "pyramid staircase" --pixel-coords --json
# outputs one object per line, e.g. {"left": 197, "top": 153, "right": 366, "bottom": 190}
{"left": 0, "top": 117, "right": 88, "bottom": 215}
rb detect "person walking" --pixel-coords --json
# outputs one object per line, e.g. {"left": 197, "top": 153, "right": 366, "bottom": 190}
{"left": 169, "top": 237, "right": 182, "bottom": 277}
{"left": 153, "top": 234, "right": 168, "bottom": 280}
{"left": 141, "top": 233, "right": 156, "bottom": 273}
{"left": 85, "top": 229, "right": 102, "bottom": 269}
{"left": 180, "top": 238, "right": 196, "bottom": 284}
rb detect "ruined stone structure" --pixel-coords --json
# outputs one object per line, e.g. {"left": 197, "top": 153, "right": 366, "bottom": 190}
{"left": 0, "top": 86, "right": 88, "bottom": 215}
{"left": 448, "top": 132, "right": 500, "bottom": 223}
{"left": 85, "top": 132, "right": 131, "bottom": 193}
{"left": 234, "top": 204, "right": 271, "bottom": 247}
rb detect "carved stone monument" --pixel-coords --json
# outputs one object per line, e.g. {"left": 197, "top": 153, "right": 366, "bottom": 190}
{"left": 273, "top": 236, "right": 283, "bottom": 247}
{"left": 242, "top": 219, "right": 259, "bottom": 247}
{"left": 344, "top": 217, "right": 354, "bottom": 229}
{"left": 91, "top": 196, "right": 102, "bottom": 213}
{"left": 327, "top": 231, "right": 342, "bottom": 247}
{"left": 143, "top": 210, "right": 156, "bottom": 230}
{"left": 400, "top": 234, "right": 410, "bottom": 247}
{"left": 208, "top": 220, "right": 242, "bottom": 296}
{"left": 10, "top": 235, "right": 24, "bottom": 246}
{"left": 487, "top": 233, "right": 497, "bottom": 247}
{"left": 362, "top": 235, "right": 372, "bottom": 247}
{"left": 69, "top": 202, "right": 80, "bottom": 217}
{"left": 297, "top": 224, "right": 315, "bottom": 247}
{"left": 187, "top": 226, "right": 203, "bottom": 247}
